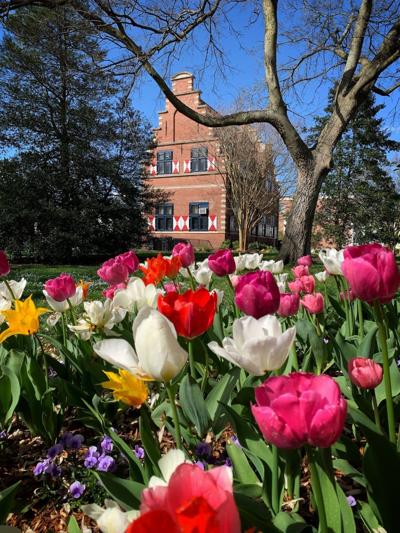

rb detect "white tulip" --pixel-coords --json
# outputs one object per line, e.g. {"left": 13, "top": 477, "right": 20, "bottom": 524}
{"left": 234, "top": 255, "right": 246, "bottom": 273}
{"left": 260, "top": 260, "right": 283, "bottom": 274}
{"left": 244, "top": 253, "right": 263, "bottom": 270}
{"left": 315, "top": 271, "right": 328, "bottom": 283}
{"left": 148, "top": 449, "right": 191, "bottom": 488}
{"left": 82, "top": 499, "right": 138, "bottom": 533}
{"left": 113, "top": 277, "right": 161, "bottom": 311}
{"left": 194, "top": 264, "right": 212, "bottom": 287}
{"left": 69, "top": 300, "right": 126, "bottom": 339}
{"left": 208, "top": 315, "right": 296, "bottom": 375}
{"left": 93, "top": 307, "right": 188, "bottom": 381}
{"left": 318, "top": 248, "right": 344, "bottom": 276}
{"left": 43, "top": 286, "right": 83, "bottom": 312}
{"left": 0, "top": 278, "right": 27, "bottom": 300}
{"left": 274, "top": 273, "right": 288, "bottom": 293}
{"left": 0, "top": 298, "right": 11, "bottom": 325}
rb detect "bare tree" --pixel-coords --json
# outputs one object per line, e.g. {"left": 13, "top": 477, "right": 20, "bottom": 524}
{"left": 215, "top": 125, "right": 279, "bottom": 251}
{"left": 1, "top": 0, "right": 400, "bottom": 261}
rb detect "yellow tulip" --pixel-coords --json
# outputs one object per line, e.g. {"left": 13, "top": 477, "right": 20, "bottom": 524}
{"left": 102, "top": 369, "right": 148, "bottom": 408}
{"left": 0, "top": 295, "right": 49, "bottom": 343}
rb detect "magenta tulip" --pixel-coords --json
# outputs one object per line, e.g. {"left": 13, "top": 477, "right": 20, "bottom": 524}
{"left": 292, "top": 265, "right": 309, "bottom": 278}
{"left": 103, "top": 282, "right": 126, "bottom": 299}
{"left": 300, "top": 275, "right": 315, "bottom": 294}
{"left": 172, "top": 241, "right": 195, "bottom": 268}
{"left": 116, "top": 251, "right": 139, "bottom": 274}
{"left": 278, "top": 293, "right": 300, "bottom": 317}
{"left": 342, "top": 243, "right": 400, "bottom": 303}
{"left": 44, "top": 273, "right": 76, "bottom": 302}
{"left": 297, "top": 255, "right": 312, "bottom": 267}
{"left": 234, "top": 271, "right": 280, "bottom": 318}
{"left": 252, "top": 372, "right": 347, "bottom": 448}
{"left": 208, "top": 249, "right": 236, "bottom": 277}
{"left": 97, "top": 257, "right": 129, "bottom": 285}
{"left": 0, "top": 250, "right": 10, "bottom": 277}
{"left": 301, "top": 293, "right": 324, "bottom": 314}
{"left": 348, "top": 358, "right": 383, "bottom": 389}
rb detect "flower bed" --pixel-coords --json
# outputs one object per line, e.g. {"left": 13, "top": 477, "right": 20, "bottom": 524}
{"left": 0, "top": 245, "right": 399, "bottom": 532}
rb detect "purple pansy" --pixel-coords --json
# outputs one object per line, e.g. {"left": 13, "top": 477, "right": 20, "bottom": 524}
{"left": 47, "top": 443, "right": 64, "bottom": 459}
{"left": 100, "top": 436, "right": 113, "bottom": 453}
{"left": 96, "top": 455, "right": 115, "bottom": 472}
{"left": 84, "top": 446, "right": 100, "bottom": 468}
{"left": 69, "top": 481, "right": 85, "bottom": 499}
{"left": 134, "top": 445, "right": 145, "bottom": 460}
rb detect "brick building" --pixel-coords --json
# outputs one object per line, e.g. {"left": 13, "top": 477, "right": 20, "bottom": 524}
{"left": 147, "top": 72, "right": 279, "bottom": 250}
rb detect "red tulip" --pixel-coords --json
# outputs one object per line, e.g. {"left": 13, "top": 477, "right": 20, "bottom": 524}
{"left": 234, "top": 271, "right": 280, "bottom": 319}
{"left": 252, "top": 372, "right": 347, "bottom": 448}
{"left": 278, "top": 293, "right": 300, "bottom": 317}
{"left": 173, "top": 242, "right": 195, "bottom": 268}
{"left": 97, "top": 257, "right": 129, "bottom": 285}
{"left": 300, "top": 275, "right": 315, "bottom": 294}
{"left": 297, "top": 255, "right": 312, "bottom": 267}
{"left": 208, "top": 249, "right": 236, "bottom": 277}
{"left": 342, "top": 243, "right": 400, "bottom": 303}
{"left": 158, "top": 288, "right": 217, "bottom": 339}
{"left": 116, "top": 250, "right": 139, "bottom": 274}
{"left": 348, "top": 358, "right": 383, "bottom": 389}
{"left": 292, "top": 265, "right": 309, "bottom": 278}
{"left": 44, "top": 273, "right": 76, "bottom": 302}
{"left": 301, "top": 293, "right": 324, "bottom": 314}
{"left": 126, "top": 463, "right": 241, "bottom": 533}
{"left": 0, "top": 250, "right": 10, "bottom": 277}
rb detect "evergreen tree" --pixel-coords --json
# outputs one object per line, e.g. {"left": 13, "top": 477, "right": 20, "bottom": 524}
{"left": 311, "top": 91, "right": 400, "bottom": 249}
{"left": 0, "top": 8, "right": 160, "bottom": 262}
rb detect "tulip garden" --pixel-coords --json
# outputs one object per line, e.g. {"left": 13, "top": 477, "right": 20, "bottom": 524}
{"left": 0, "top": 243, "right": 400, "bottom": 532}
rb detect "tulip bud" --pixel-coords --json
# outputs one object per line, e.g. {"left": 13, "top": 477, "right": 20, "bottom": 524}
{"left": 116, "top": 251, "right": 139, "bottom": 274}
{"left": 297, "top": 255, "right": 312, "bottom": 267}
{"left": 172, "top": 241, "right": 195, "bottom": 268}
{"left": 288, "top": 279, "right": 304, "bottom": 294}
{"left": 0, "top": 251, "right": 10, "bottom": 277}
{"left": 278, "top": 293, "right": 300, "bottom": 317}
{"left": 300, "top": 275, "right": 315, "bottom": 294}
{"left": 208, "top": 249, "right": 236, "bottom": 277}
{"left": 301, "top": 292, "right": 324, "bottom": 314}
{"left": 292, "top": 265, "right": 309, "bottom": 278}
{"left": 348, "top": 358, "right": 383, "bottom": 389}
{"left": 44, "top": 273, "right": 76, "bottom": 302}
{"left": 234, "top": 271, "right": 280, "bottom": 319}
{"left": 98, "top": 257, "right": 129, "bottom": 285}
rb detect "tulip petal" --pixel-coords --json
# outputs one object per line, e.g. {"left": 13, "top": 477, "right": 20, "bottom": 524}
{"left": 93, "top": 338, "right": 139, "bottom": 374}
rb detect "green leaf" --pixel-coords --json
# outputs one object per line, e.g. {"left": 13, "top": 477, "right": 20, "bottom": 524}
{"left": 205, "top": 367, "right": 240, "bottom": 434}
{"left": 313, "top": 450, "right": 342, "bottom": 532}
{"left": 67, "top": 516, "right": 82, "bottom": 533}
{"left": 234, "top": 492, "right": 274, "bottom": 532}
{"left": 226, "top": 442, "right": 261, "bottom": 485}
{"left": 108, "top": 430, "right": 146, "bottom": 483}
{"left": 375, "top": 356, "right": 400, "bottom": 405}
{"left": 0, "top": 366, "right": 20, "bottom": 426}
{"left": 336, "top": 482, "right": 356, "bottom": 533}
{"left": 358, "top": 501, "right": 382, "bottom": 532}
{"left": 179, "top": 375, "right": 210, "bottom": 437}
{"left": 96, "top": 472, "right": 144, "bottom": 511}
{"left": 0, "top": 481, "right": 20, "bottom": 524}
{"left": 139, "top": 405, "right": 161, "bottom": 471}
{"left": 333, "top": 459, "right": 366, "bottom": 488}
{"left": 272, "top": 511, "right": 310, "bottom": 533}
{"left": 357, "top": 325, "right": 378, "bottom": 358}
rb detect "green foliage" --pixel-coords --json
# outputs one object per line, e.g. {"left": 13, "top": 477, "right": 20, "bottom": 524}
{"left": 0, "top": 8, "right": 162, "bottom": 262}
{"left": 311, "top": 90, "right": 400, "bottom": 247}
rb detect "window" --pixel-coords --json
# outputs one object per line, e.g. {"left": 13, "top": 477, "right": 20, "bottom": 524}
{"left": 155, "top": 204, "right": 174, "bottom": 231}
{"left": 189, "top": 202, "right": 209, "bottom": 231}
{"left": 157, "top": 151, "right": 173, "bottom": 175}
{"left": 191, "top": 147, "right": 208, "bottom": 173}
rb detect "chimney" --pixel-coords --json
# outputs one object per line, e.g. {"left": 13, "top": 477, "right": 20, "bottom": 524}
{"left": 171, "top": 72, "right": 194, "bottom": 94}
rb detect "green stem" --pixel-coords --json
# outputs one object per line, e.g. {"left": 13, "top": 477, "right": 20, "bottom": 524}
{"left": 67, "top": 298, "right": 76, "bottom": 325}
{"left": 200, "top": 339, "right": 209, "bottom": 393}
{"left": 272, "top": 445, "right": 279, "bottom": 515}
{"left": 188, "top": 340, "right": 196, "bottom": 379}
{"left": 371, "top": 390, "right": 381, "bottom": 431}
{"left": 166, "top": 384, "right": 182, "bottom": 450}
{"left": 186, "top": 267, "right": 196, "bottom": 290}
{"left": 226, "top": 275, "right": 240, "bottom": 318}
{"left": 214, "top": 308, "right": 224, "bottom": 340}
{"left": 307, "top": 447, "right": 328, "bottom": 533}
{"left": 3, "top": 279, "right": 16, "bottom": 300}
{"left": 358, "top": 299, "right": 364, "bottom": 340}
{"left": 35, "top": 334, "right": 48, "bottom": 390}
{"left": 374, "top": 301, "right": 396, "bottom": 443}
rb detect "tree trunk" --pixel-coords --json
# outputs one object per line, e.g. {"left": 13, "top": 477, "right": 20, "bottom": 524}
{"left": 279, "top": 160, "right": 328, "bottom": 263}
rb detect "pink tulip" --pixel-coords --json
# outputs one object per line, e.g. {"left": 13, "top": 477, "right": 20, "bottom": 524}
{"left": 292, "top": 265, "right": 309, "bottom": 278}
{"left": 97, "top": 257, "right": 129, "bottom": 285}
{"left": 230, "top": 274, "right": 240, "bottom": 288}
{"left": 102, "top": 283, "right": 126, "bottom": 299}
{"left": 44, "top": 273, "right": 76, "bottom": 302}
{"left": 127, "top": 463, "right": 241, "bottom": 533}
{"left": 172, "top": 241, "right": 195, "bottom": 268}
{"left": 208, "top": 249, "right": 236, "bottom": 277}
{"left": 116, "top": 250, "right": 139, "bottom": 274}
{"left": 288, "top": 279, "right": 304, "bottom": 294}
{"left": 348, "top": 358, "right": 383, "bottom": 389}
{"left": 342, "top": 243, "right": 400, "bottom": 303}
{"left": 301, "top": 293, "right": 324, "bottom": 314}
{"left": 297, "top": 255, "right": 312, "bottom": 267}
{"left": 235, "top": 271, "right": 280, "bottom": 318}
{"left": 300, "top": 275, "right": 315, "bottom": 294}
{"left": 0, "top": 250, "right": 10, "bottom": 277}
{"left": 252, "top": 372, "right": 347, "bottom": 448}
{"left": 278, "top": 293, "right": 300, "bottom": 317}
